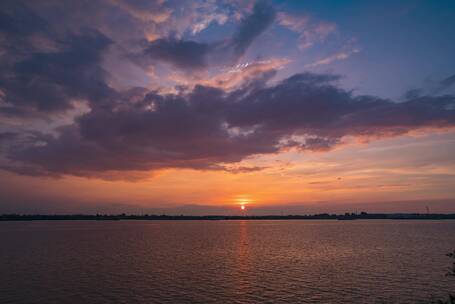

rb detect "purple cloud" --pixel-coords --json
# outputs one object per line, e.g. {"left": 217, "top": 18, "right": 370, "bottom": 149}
{"left": 1, "top": 0, "right": 455, "bottom": 180}
{"left": 3, "top": 72, "right": 454, "bottom": 178}
{"left": 141, "top": 0, "right": 276, "bottom": 70}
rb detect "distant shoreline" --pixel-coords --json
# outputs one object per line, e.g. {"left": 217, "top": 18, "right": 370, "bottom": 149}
{"left": 1, "top": 213, "right": 455, "bottom": 221}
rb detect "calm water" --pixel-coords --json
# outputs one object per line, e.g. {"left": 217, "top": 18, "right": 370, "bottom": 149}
{"left": 1, "top": 220, "right": 454, "bottom": 304}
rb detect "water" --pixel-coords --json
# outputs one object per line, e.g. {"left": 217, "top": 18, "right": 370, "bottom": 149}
{"left": 1, "top": 220, "right": 454, "bottom": 303}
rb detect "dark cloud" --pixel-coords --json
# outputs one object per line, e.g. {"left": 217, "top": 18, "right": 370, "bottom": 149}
{"left": 229, "top": 0, "right": 276, "bottom": 57}
{"left": 0, "top": 1, "right": 454, "bottom": 180}
{"left": 144, "top": 38, "right": 211, "bottom": 69}
{"left": 0, "top": 0, "right": 155, "bottom": 116}
{"left": 2, "top": 30, "right": 113, "bottom": 112}
{"left": 3, "top": 72, "right": 455, "bottom": 178}
{"left": 0, "top": 1, "right": 48, "bottom": 40}
{"left": 440, "top": 74, "right": 455, "bottom": 91}
{"left": 0, "top": 0, "right": 274, "bottom": 116}
{"left": 0, "top": 1, "right": 54, "bottom": 64}
{"left": 142, "top": 0, "right": 276, "bottom": 70}
{"left": 0, "top": 132, "right": 17, "bottom": 144}
{"left": 23, "top": 0, "right": 169, "bottom": 39}
{"left": 0, "top": 11, "right": 114, "bottom": 114}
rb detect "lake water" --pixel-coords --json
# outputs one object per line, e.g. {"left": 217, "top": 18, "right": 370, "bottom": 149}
{"left": 1, "top": 220, "right": 454, "bottom": 303}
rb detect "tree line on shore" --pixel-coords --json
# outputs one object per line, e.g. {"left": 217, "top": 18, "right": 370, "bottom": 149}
{"left": 1, "top": 212, "right": 455, "bottom": 221}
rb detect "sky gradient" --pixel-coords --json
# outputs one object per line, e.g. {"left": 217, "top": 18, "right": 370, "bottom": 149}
{"left": 1, "top": 0, "right": 455, "bottom": 214}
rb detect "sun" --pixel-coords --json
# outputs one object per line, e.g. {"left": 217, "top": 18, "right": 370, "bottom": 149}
{"left": 234, "top": 195, "right": 252, "bottom": 211}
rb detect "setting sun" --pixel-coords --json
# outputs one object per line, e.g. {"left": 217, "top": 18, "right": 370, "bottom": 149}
{"left": 241, "top": 205, "right": 246, "bottom": 211}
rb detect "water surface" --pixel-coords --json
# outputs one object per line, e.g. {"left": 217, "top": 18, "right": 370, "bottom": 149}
{"left": 1, "top": 220, "right": 454, "bottom": 303}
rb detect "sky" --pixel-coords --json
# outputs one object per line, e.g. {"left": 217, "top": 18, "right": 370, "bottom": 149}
{"left": 1, "top": 0, "right": 455, "bottom": 214}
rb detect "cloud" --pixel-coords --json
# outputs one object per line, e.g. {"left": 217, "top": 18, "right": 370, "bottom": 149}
{"left": 191, "top": 13, "right": 229, "bottom": 35}
{"left": 1, "top": 31, "right": 113, "bottom": 114}
{"left": 0, "top": 0, "right": 275, "bottom": 116}
{"left": 0, "top": 132, "right": 17, "bottom": 145}
{"left": 143, "top": 37, "right": 211, "bottom": 69}
{"left": 3, "top": 71, "right": 455, "bottom": 179}
{"left": 141, "top": 0, "right": 276, "bottom": 70}
{"left": 22, "top": 0, "right": 171, "bottom": 42}
{"left": 1, "top": 0, "right": 455, "bottom": 181}
{"left": 304, "top": 48, "right": 360, "bottom": 68}
{"left": 439, "top": 74, "right": 455, "bottom": 92}
{"left": 0, "top": 2, "right": 114, "bottom": 115}
{"left": 228, "top": 0, "right": 276, "bottom": 56}
{"left": 277, "top": 12, "right": 336, "bottom": 50}
{"left": 108, "top": 0, "right": 171, "bottom": 23}
{"left": 169, "top": 58, "right": 290, "bottom": 90}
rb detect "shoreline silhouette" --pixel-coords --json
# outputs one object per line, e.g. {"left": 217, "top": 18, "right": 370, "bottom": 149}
{"left": 1, "top": 212, "right": 455, "bottom": 221}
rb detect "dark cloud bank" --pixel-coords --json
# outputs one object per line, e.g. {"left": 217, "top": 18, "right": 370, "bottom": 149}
{"left": 1, "top": 1, "right": 455, "bottom": 179}
{"left": 5, "top": 72, "right": 455, "bottom": 178}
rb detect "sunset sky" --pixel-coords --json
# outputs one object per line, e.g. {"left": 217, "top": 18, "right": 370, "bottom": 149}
{"left": 1, "top": 0, "right": 455, "bottom": 214}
